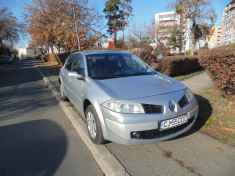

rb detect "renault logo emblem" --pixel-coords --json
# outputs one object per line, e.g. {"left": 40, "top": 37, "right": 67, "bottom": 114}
{"left": 169, "top": 101, "right": 175, "bottom": 112}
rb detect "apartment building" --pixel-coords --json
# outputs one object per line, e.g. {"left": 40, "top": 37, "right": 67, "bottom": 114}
{"left": 206, "top": 26, "right": 222, "bottom": 49}
{"left": 155, "top": 11, "right": 190, "bottom": 53}
{"left": 221, "top": 0, "right": 235, "bottom": 45}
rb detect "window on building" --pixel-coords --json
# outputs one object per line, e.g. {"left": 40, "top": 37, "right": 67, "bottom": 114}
{"left": 159, "top": 14, "right": 174, "bottom": 18}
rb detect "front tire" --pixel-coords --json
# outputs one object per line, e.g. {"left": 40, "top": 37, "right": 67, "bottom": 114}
{"left": 60, "top": 83, "right": 68, "bottom": 101}
{"left": 85, "top": 105, "right": 105, "bottom": 144}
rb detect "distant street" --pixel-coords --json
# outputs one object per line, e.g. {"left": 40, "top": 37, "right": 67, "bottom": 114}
{"left": 0, "top": 61, "right": 102, "bottom": 176}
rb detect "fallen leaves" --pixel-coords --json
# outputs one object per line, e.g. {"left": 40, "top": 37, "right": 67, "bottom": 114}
{"left": 206, "top": 126, "right": 213, "bottom": 130}
{"left": 221, "top": 127, "right": 235, "bottom": 132}
{"left": 214, "top": 147, "right": 224, "bottom": 152}
{"left": 162, "top": 150, "right": 172, "bottom": 158}
{"left": 219, "top": 122, "right": 223, "bottom": 126}
{"left": 226, "top": 133, "right": 233, "bottom": 136}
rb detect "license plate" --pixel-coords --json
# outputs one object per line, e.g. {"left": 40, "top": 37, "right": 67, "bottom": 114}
{"left": 160, "top": 114, "right": 188, "bottom": 130}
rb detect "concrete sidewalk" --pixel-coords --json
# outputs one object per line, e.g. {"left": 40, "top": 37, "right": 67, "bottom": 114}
{"left": 181, "top": 71, "right": 213, "bottom": 94}
{"left": 33, "top": 59, "right": 235, "bottom": 176}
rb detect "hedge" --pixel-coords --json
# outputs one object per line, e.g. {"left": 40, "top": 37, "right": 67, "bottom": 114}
{"left": 199, "top": 44, "right": 235, "bottom": 95}
{"left": 157, "top": 55, "right": 203, "bottom": 77}
{"left": 41, "top": 52, "right": 70, "bottom": 65}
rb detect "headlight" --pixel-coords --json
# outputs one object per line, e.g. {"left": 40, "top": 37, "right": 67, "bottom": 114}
{"left": 185, "top": 88, "right": 194, "bottom": 103}
{"left": 102, "top": 99, "right": 145, "bottom": 113}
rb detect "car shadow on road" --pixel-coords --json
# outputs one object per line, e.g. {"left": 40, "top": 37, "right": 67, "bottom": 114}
{"left": 0, "top": 119, "right": 67, "bottom": 176}
{"left": 167, "top": 94, "right": 213, "bottom": 141}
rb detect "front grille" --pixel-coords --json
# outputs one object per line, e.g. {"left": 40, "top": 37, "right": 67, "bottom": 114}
{"left": 142, "top": 104, "right": 164, "bottom": 114}
{"left": 178, "top": 95, "right": 189, "bottom": 108}
{"left": 131, "top": 116, "right": 195, "bottom": 139}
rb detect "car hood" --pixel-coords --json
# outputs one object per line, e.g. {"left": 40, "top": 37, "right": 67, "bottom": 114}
{"left": 93, "top": 73, "right": 186, "bottom": 100}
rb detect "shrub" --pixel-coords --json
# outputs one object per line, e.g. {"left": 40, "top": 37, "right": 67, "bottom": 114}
{"left": 186, "top": 50, "right": 191, "bottom": 55}
{"left": 33, "top": 54, "right": 41, "bottom": 59}
{"left": 128, "top": 46, "right": 153, "bottom": 65}
{"left": 199, "top": 44, "right": 235, "bottom": 95}
{"left": 41, "top": 54, "right": 48, "bottom": 62}
{"left": 41, "top": 52, "right": 71, "bottom": 65}
{"left": 46, "top": 54, "right": 62, "bottom": 65}
{"left": 55, "top": 52, "right": 70, "bottom": 65}
{"left": 157, "top": 55, "right": 203, "bottom": 77}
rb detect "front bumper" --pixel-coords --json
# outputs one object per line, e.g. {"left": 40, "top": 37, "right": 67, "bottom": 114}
{"left": 101, "top": 97, "right": 199, "bottom": 145}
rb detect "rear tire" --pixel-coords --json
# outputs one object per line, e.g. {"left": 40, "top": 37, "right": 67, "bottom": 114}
{"left": 85, "top": 105, "right": 105, "bottom": 144}
{"left": 60, "top": 83, "right": 68, "bottom": 101}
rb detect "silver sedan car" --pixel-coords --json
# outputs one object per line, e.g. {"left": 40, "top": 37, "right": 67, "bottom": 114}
{"left": 59, "top": 50, "right": 199, "bottom": 145}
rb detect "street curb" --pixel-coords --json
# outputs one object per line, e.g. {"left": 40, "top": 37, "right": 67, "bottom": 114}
{"left": 34, "top": 63, "right": 130, "bottom": 176}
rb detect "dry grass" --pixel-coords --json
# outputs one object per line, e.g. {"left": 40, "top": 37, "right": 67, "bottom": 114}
{"left": 195, "top": 88, "right": 235, "bottom": 146}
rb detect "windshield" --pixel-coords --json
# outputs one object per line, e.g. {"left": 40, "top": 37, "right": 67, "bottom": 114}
{"left": 86, "top": 53, "right": 154, "bottom": 79}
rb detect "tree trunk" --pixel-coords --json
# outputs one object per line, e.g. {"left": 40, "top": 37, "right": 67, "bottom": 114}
{"left": 191, "top": 23, "right": 196, "bottom": 55}
{"left": 122, "top": 26, "right": 124, "bottom": 45}
{"left": 72, "top": 0, "right": 81, "bottom": 51}
{"left": 114, "top": 31, "right": 117, "bottom": 42}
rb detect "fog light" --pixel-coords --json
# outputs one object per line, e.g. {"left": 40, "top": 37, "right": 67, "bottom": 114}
{"left": 131, "top": 132, "right": 141, "bottom": 138}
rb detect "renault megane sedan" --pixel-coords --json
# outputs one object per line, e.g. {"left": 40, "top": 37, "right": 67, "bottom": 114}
{"left": 59, "top": 50, "right": 199, "bottom": 145}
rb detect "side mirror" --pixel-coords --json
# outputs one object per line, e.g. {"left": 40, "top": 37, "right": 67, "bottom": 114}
{"left": 68, "top": 71, "right": 82, "bottom": 79}
{"left": 151, "top": 66, "right": 156, "bottom": 71}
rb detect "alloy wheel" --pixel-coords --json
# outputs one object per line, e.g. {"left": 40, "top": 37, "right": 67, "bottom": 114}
{"left": 87, "top": 112, "right": 97, "bottom": 139}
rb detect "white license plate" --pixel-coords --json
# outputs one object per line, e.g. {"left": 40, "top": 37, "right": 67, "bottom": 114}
{"left": 160, "top": 114, "right": 188, "bottom": 130}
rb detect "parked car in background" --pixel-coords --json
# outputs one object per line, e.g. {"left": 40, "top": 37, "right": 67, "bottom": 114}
{"left": 59, "top": 50, "right": 199, "bottom": 145}
{"left": 21, "top": 57, "right": 32, "bottom": 61}
{"left": 1, "top": 56, "right": 13, "bottom": 64}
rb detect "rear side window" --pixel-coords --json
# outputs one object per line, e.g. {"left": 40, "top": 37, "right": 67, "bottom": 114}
{"left": 65, "top": 55, "right": 75, "bottom": 71}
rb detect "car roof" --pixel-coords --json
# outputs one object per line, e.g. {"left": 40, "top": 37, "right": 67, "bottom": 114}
{"left": 73, "top": 50, "right": 128, "bottom": 56}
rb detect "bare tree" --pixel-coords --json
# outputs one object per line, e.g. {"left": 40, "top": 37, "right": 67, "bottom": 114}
{"left": 146, "top": 20, "right": 172, "bottom": 55}
{"left": 129, "top": 23, "right": 147, "bottom": 43}
{"left": 0, "top": 7, "right": 23, "bottom": 45}
{"left": 169, "top": 0, "right": 217, "bottom": 55}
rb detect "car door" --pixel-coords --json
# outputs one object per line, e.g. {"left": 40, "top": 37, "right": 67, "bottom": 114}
{"left": 61, "top": 54, "right": 75, "bottom": 99}
{"left": 69, "top": 54, "right": 85, "bottom": 113}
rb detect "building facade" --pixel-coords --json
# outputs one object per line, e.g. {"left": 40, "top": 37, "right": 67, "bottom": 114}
{"left": 18, "top": 47, "right": 41, "bottom": 58}
{"left": 221, "top": 0, "right": 235, "bottom": 45}
{"left": 155, "top": 11, "right": 191, "bottom": 53}
{"left": 206, "top": 26, "right": 222, "bottom": 49}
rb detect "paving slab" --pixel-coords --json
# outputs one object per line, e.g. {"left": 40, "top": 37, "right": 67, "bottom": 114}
{"left": 181, "top": 71, "right": 213, "bottom": 94}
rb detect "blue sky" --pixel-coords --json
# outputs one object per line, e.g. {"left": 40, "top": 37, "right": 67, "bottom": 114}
{"left": 0, "top": 0, "right": 231, "bottom": 48}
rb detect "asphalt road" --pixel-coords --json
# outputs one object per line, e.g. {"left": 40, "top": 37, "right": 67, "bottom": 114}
{"left": 0, "top": 61, "right": 103, "bottom": 176}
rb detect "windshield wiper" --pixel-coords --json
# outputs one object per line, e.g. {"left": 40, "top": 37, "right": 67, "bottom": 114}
{"left": 92, "top": 72, "right": 155, "bottom": 79}
{"left": 117, "top": 73, "right": 153, "bottom": 77}
{"left": 91, "top": 75, "right": 120, "bottom": 79}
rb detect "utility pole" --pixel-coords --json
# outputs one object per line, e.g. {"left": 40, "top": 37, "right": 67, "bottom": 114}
{"left": 72, "top": 0, "right": 81, "bottom": 51}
